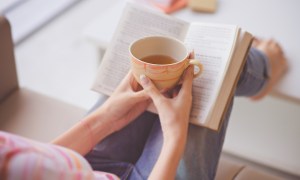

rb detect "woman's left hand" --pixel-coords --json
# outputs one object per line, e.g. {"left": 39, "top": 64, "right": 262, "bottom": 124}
{"left": 52, "top": 71, "right": 150, "bottom": 155}
{"left": 92, "top": 71, "right": 150, "bottom": 132}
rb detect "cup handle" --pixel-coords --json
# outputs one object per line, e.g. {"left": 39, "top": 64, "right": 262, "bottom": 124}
{"left": 189, "top": 59, "right": 203, "bottom": 78}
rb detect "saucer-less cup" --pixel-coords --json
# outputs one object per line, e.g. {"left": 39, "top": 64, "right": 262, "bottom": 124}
{"left": 130, "top": 36, "right": 203, "bottom": 90}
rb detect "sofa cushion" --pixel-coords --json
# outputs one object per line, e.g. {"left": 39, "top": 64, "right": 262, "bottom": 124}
{"left": 216, "top": 153, "right": 285, "bottom": 180}
{"left": 0, "top": 88, "right": 85, "bottom": 142}
{"left": 235, "top": 167, "right": 281, "bottom": 180}
{"left": 216, "top": 155, "right": 244, "bottom": 180}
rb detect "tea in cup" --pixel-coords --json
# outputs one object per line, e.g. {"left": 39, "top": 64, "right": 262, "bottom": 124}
{"left": 130, "top": 36, "right": 203, "bottom": 90}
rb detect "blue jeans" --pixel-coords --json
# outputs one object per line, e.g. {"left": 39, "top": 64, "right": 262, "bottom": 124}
{"left": 85, "top": 48, "right": 269, "bottom": 180}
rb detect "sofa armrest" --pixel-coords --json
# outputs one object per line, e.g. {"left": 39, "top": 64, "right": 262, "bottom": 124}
{"left": 0, "top": 16, "right": 19, "bottom": 102}
{"left": 216, "top": 152, "right": 296, "bottom": 180}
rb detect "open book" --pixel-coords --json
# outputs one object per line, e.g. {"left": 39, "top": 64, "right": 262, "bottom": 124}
{"left": 92, "top": 2, "right": 253, "bottom": 131}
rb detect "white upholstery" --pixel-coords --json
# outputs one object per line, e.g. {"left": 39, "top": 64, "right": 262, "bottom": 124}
{"left": 0, "top": 88, "right": 85, "bottom": 142}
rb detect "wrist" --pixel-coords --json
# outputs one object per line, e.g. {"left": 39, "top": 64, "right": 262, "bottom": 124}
{"left": 163, "top": 133, "right": 187, "bottom": 151}
{"left": 162, "top": 124, "right": 188, "bottom": 144}
{"left": 149, "top": 134, "right": 187, "bottom": 180}
{"left": 97, "top": 104, "right": 124, "bottom": 133}
{"left": 86, "top": 108, "right": 116, "bottom": 140}
{"left": 159, "top": 135, "right": 187, "bottom": 171}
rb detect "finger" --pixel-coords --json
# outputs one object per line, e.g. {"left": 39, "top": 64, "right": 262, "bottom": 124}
{"left": 179, "top": 65, "right": 194, "bottom": 97}
{"left": 124, "top": 70, "right": 133, "bottom": 82}
{"left": 117, "top": 70, "right": 134, "bottom": 91}
{"left": 160, "top": 88, "right": 170, "bottom": 94}
{"left": 266, "top": 39, "right": 273, "bottom": 46}
{"left": 132, "top": 90, "right": 150, "bottom": 102}
{"left": 162, "top": 90, "right": 171, "bottom": 98}
{"left": 139, "top": 74, "right": 164, "bottom": 103}
{"left": 122, "top": 71, "right": 143, "bottom": 92}
{"left": 189, "top": 50, "right": 195, "bottom": 59}
{"left": 172, "top": 85, "right": 181, "bottom": 97}
{"left": 274, "top": 41, "right": 284, "bottom": 55}
{"left": 130, "top": 76, "right": 145, "bottom": 92}
{"left": 269, "top": 39, "right": 277, "bottom": 48}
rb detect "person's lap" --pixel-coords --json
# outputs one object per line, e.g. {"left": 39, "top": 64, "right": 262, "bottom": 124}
{"left": 85, "top": 98, "right": 158, "bottom": 179}
{"left": 85, "top": 47, "right": 269, "bottom": 179}
{"left": 85, "top": 98, "right": 233, "bottom": 180}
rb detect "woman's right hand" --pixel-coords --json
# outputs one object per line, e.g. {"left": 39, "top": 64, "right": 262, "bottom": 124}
{"left": 140, "top": 66, "right": 194, "bottom": 180}
{"left": 140, "top": 65, "right": 194, "bottom": 142}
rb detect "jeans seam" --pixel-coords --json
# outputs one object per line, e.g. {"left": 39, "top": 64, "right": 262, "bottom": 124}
{"left": 123, "top": 164, "right": 134, "bottom": 180}
{"left": 126, "top": 165, "right": 145, "bottom": 180}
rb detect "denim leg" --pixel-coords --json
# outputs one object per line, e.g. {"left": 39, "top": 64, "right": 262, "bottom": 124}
{"left": 128, "top": 118, "right": 162, "bottom": 180}
{"left": 176, "top": 48, "right": 270, "bottom": 179}
{"left": 84, "top": 95, "right": 157, "bottom": 179}
{"left": 130, "top": 48, "right": 270, "bottom": 179}
{"left": 87, "top": 48, "right": 270, "bottom": 179}
{"left": 127, "top": 100, "right": 233, "bottom": 180}
{"left": 176, "top": 100, "right": 233, "bottom": 180}
{"left": 235, "top": 48, "right": 270, "bottom": 97}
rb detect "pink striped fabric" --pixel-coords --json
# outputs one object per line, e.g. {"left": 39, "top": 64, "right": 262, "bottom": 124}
{"left": 0, "top": 131, "right": 119, "bottom": 180}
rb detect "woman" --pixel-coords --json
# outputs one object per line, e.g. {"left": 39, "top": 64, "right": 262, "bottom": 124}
{"left": 84, "top": 38, "right": 288, "bottom": 179}
{"left": 0, "top": 39, "right": 287, "bottom": 180}
{"left": 0, "top": 65, "right": 194, "bottom": 180}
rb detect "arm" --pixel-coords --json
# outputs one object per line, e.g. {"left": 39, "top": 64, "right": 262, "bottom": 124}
{"left": 140, "top": 66, "right": 194, "bottom": 179}
{"left": 52, "top": 72, "right": 150, "bottom": 155}
{"left": 149, "top": 135, "right": 186, "bottom": 180}
{"left": 51, "top": 107, "right": 114, "bottom": 155}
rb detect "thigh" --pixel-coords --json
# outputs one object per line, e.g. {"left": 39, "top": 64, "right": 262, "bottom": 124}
{"left": 176, "top": 99, "right": 234, "bottom": 180}
{"left": 176, "top": 49, "right": 267, "bottom": 179}
{"left": 130, "top": 100, "right": 234, "bottom": 180}
{"left": 129, "top": 118, "right": 163, "bottom": 179}
{"left": 87, "top": 112, "right": 157, "bottom": 164}
{"left": 85, "top": 96, "right": 158, "bottom": 165}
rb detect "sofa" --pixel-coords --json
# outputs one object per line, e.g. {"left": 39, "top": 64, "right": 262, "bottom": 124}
{"left": 0, "top": 16, "right": 85, "bottom": 142}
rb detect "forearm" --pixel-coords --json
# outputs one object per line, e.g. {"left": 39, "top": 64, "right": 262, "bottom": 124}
{"left": 149, "top": 136, "right": 186, "bottom": 180}
{"left": 51, "top": 108, "right": 114, "bottom": 155}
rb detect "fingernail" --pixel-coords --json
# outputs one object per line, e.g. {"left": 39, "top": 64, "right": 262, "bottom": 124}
{"left": 140, "top": 74, "right": 149, "bottom": 86}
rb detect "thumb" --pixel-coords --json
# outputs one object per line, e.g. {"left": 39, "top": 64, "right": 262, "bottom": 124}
{"left": 139, "top": 75, "right": 163, "bottom": 102}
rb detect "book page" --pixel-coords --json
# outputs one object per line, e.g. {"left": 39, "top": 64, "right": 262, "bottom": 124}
{"left": 208, "top": 30, "right": 252, "bottom": 130}
{"left": 92, "top": 2, "right": 189, "bottom": 95}
{"left": 184, "top": 23, "right": 238, "bottom": 125}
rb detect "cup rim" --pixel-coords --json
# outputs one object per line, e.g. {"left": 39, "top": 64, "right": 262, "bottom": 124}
{"left": 129, "top": 35, "right": 189, "bottom": 66}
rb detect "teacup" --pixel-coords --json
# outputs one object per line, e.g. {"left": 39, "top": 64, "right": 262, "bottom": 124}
{"left": 130, "top": 36, "right": 203, "bottom": 90}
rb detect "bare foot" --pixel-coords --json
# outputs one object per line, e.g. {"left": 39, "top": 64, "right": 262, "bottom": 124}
{"left": 251, "top": 38, "right": 288, "bottom": 100}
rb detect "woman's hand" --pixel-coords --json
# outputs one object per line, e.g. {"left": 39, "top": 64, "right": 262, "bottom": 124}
{"left": 93, "top": 71, "right": 150, "bottom": 132}
{"left": 52, "top": 71, "right": 150, "bottom": 155}
{"left": 140, "top": 66, "right": 194, "bottom": 180}
{"left": 140, "top": 66, "right": 194, "bottom": 142}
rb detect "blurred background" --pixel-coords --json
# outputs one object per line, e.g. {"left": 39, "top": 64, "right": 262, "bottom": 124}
{"left": 1, "top": 0, "right": 299, "bottom": 179}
